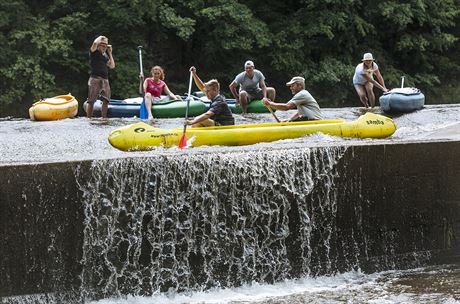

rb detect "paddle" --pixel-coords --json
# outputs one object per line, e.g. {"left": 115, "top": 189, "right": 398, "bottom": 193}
{"left": 370, "top": 79, "right": 388, "bottom": 92}
{"left": 178, "top": 71, "right": 194, "bottom": 149}
{"left": 138, "top": 46, "right": 149, "bottom": 119}
{"left": 265, "top": 104, "right": 280, "bottom": 122}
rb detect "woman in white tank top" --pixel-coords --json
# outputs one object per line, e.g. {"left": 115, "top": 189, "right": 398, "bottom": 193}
{"left": 353, "top": 53, "right": 388, "bottom": 108}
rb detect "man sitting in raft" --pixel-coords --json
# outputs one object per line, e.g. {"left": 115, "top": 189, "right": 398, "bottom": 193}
{"left": 186, "top": 67, "right": 234, "bottom": 127}
{"left": 263, "top": 76, "right": 323, "bottom": 122}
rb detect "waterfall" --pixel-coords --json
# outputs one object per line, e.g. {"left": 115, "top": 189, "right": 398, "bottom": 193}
{"left": 77, "top": 147, "right": 347, "bottom": 299}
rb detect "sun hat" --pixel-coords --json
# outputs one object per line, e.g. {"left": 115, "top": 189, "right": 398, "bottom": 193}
{"left": 362, "top": 53, "right": 374, "bottom": 61}
{"left": 99, "top": 36, "right": 109, "bottom": 45}
{"left": 286, "top": 76, "right": 305, "bottom": 86}
{"left": 244, "top": 60, "right": 254, "bottom": 68}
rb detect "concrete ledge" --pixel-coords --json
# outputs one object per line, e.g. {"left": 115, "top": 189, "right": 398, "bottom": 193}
{"left": 0, "top": 141, "right": 459, "bottom": 302}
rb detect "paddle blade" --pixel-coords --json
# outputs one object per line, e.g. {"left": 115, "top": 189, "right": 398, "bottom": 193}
{"left": 178, "top": 133, "right": 187, "bottom": 149}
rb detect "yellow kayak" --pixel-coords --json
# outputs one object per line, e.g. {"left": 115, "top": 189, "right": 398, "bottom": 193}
{"left": 29, "top": 94, "right": 78, "bottom": 121}
{"left": 108, "top": 112, "right": 396, "bottom": 151}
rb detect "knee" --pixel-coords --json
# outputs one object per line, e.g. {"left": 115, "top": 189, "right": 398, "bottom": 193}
{"left": 358, "top": 93, "right": 367, "bottom": 101}
{"left": 239, "top": 91, "right": 248, "bottom": 99}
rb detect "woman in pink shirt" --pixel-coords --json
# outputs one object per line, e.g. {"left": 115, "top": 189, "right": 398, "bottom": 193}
{"left": 143, "top": 66, "right": 180, "bottom": 120}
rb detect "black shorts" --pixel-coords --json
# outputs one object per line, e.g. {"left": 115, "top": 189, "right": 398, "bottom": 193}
{"left": 215, "top": 119, "right": 235, "bottom": 126}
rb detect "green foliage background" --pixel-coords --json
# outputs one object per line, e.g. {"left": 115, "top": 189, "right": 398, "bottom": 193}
{"left": 1, "top": 0, "right": 459, "bottom": 117}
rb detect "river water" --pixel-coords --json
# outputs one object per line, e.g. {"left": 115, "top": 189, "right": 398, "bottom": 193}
{"left": 1, "top": 104, "right": 460, "bottom": 165}
{"left": 1, "top": 105, "right": 459, "bottom": 303}
{"left": 91, "top": 264, "right": 459, "bottom": 304}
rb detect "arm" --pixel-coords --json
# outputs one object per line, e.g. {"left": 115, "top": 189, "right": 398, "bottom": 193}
{"left": 229, "top": 80, "right": 239, "bottom": 101}
{"left": 90, "top": 36, "right": 103, "bottom": 52}
{"left": 186, "top": 110, "right": 214, "bottom": 125}
{"left": 374, "top": 69, "right": 387, "bottom": 91}
{"left": 139, "top": 74, "right": 144, "bottom": 95}
{"left": 163, "top": 84, "right": 180, "bottom": 100}
{"left": 143, "top": 78, "right": 148, "bottom": 94}
{"left": 259, "top": 79, "right": 268, "bottom": 101}
{"left": 190, "top": 67, "right": 206, "bottom": 93}
{"left": 263, "top": 99, "right": 296, "bottom": 111}
{"left": 106, "top": 46, "right": 115, "bottom": 69}
{"left": 287, "top": 112, "right": 301, "bottom": 122}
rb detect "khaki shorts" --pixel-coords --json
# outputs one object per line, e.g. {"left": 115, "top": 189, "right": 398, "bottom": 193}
{"left": 87, "top": 76, "right": 111, "bottom": 104}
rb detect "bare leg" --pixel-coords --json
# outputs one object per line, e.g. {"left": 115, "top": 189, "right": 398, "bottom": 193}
{"left": 365, "top": 82, "right": 375, "bottom": 107}
{"left": 239, "top": 91, "right": 249, "bottom": 114}
{"left": 354, "top": 84, "right": 370, "bottom": 108}
{"left": 101, "top": 99, "right": 109, "bottom": 119}
{"left": 145, "top": 93, "right": 154, "bottom": 120}
{"left": 192, "top": 118, "right": 215, "bottom": 128}
{"left": 86, "top": 103, "right": 94, "bottom": 118}
{"left": 266, "top": 87, "right": 276, "bottom": 101}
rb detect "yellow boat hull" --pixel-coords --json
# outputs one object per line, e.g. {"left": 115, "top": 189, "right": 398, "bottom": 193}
{"left": 29, "top": 94, "right": 78, "bottom": 121}
{"left": 108, "top": 112, "right": 396, "bottom": 151}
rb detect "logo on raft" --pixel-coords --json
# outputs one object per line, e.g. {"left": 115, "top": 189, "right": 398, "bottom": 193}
{"left": 133, "top": 127, "right": 179, "bottom": 139}
{"left": 366, "top": 120, "right": 384, "bottom": 125}
{"left": 149, "top": 133, "right": 179, "bottom": 139}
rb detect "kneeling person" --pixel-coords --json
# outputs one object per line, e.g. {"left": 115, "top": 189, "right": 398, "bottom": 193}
{"left": 263, "top": 76, "right": 323, "bottom": 122}
{"left": 187, "top": 68, "right": 234, "bottom": 127}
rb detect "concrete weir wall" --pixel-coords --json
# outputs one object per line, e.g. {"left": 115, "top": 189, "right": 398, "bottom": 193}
{"left": 0, "top": 141, "right": 459, "bottom": 302}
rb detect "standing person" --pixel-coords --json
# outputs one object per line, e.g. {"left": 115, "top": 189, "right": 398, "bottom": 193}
{"left": 229, "top": 60, "right": 276, "bottom": 114}
{"left": 186, "top": 66, "right": 234, "bottom": 127}
{"left": 263, "top": 76, "right": 323, "bottom": 122}
{"left": 86, "top": 35, "right": 115, "bottom": 118}
{"left": 353, "top": 52, "right": 388, "bottom": 108}
{"left": 142, "top": 66, "right": 180, "bottom": 121}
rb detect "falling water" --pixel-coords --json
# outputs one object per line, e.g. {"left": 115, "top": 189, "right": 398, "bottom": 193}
{"left": 77, "top": 147, "right": 349, "bottom": 300}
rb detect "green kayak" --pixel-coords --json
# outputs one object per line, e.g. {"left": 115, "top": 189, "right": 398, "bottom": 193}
{"left": 193, "top": 92, "right": 273, "bottom": 114}
{"left": 89, "top": 97, "right": 207, "bottom": 118}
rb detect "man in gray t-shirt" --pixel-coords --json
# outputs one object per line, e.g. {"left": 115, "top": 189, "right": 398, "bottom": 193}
{"left": 263, "top": 76, "right": 323, "bottom": 121}
{"left": 229, "top": 60, "right": 276, "bottom": 114}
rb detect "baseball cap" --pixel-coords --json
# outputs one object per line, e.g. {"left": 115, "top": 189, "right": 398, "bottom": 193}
{"left": 286, "top": 76, "right": 305, "bottom": 86}
{"left": 244, "top": 60, "right": 254, "bottom": 68}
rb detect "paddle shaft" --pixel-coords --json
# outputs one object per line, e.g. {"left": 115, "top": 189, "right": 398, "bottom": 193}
{"left": 266, "top": 105, "right": 280, "bottom": 122}
{"left": 138, "top": 46, "right": 143, "bottom": 76}
{"left": 371, "top": 79, "right": 387, "bottom": 92}
{"left": 138, "top": 46, "right": 144, "bottom": 95}
{"left": 181, "top": 71, "right": 194, "bottom": 136}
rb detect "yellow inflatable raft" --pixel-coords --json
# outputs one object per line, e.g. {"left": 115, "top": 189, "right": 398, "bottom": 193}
{"left": 29, "top": 94, "right": 78, "bottom": 121}
{"left": 108, "top": 112, "right": 396, "bottom": 151}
